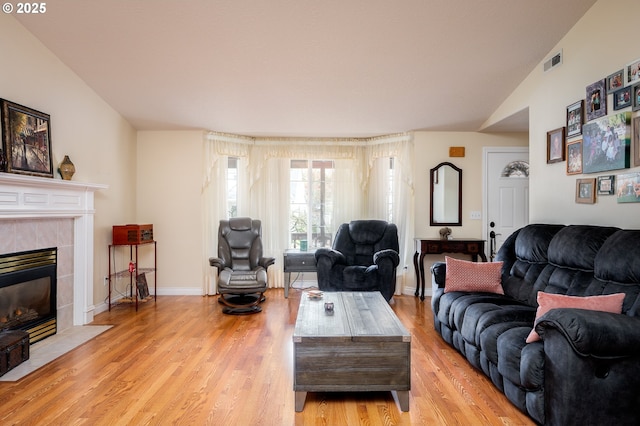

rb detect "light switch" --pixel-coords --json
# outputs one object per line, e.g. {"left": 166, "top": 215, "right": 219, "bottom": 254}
{"left": 470, "top": 211, "right": 482, "bottom": 220}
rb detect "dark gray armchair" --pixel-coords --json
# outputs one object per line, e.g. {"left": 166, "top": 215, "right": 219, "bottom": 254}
{"left": 209, "top": 217, "right": 275, "bottom": 314}
{"left": 315, "top": 220, "right": 400, "bottom": 301}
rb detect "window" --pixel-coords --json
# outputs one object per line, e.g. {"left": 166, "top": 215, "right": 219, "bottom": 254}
{"left": 227, "top": 157, "right": 238, "bottom": 217}
{"left": 387, "top": 157, "right": 395, "bottom": 222}
{"left": 289, "top": 160, "right": 334, "bottom": 249}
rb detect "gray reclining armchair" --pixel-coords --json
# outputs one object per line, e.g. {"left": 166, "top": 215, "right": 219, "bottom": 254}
{"left": 209, "top": 217, "right": 275, "bottom": 314}
{"left": 315, "top": 220, "right": 400, "bottom": 301}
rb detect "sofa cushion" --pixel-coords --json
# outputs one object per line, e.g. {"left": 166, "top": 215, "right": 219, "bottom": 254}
{"left": 462, "top": 304, "right": 535, "bottom": 347}
{"left": 544, "top": 225, "right": 619, "bottom": 294}
{"left": 547, "top": 225, "right": 619, "bottom": 271}
{"left": 498, "top": 224, "right": 564, "bottom": 305}
{"left": 444, "top": 256, "right": 504, "bottom": 294}
{"left": 526, "top": 292, "right": 625, "bottom": 343}
{"left": 594, "top": 230, "right": 640, "bottom": 315}
{"left": 497, "top": 326, "right": 532, "bottom": 386}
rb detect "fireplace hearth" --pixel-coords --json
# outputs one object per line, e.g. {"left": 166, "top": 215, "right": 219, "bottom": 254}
{"left": 0, "top": 248, "right": 57, "bottom": 344}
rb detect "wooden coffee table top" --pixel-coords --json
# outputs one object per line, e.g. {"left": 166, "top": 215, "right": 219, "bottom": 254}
{"left": 293, "top": 291, "right": 410, "bottom": 343}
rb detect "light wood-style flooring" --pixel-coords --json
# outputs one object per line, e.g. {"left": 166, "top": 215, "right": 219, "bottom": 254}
{"left": 0, "top": 289, "right": 534, "bottom": 425}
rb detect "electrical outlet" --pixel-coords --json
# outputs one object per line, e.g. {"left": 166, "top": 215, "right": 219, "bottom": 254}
{"left": 104, "top": 276, "right": 109, "bottom": 286}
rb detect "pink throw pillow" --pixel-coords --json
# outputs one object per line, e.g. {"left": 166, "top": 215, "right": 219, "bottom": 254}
{"left": 444, "top": 256, "right": 504, "bottom": 294}
{"left": 526, "top": 292, "right": 625, "bottom": 343}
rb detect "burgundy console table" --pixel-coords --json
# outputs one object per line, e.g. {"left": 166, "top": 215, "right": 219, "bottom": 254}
{"left": 413, "top": 238, "right": 487, "bottom": 300}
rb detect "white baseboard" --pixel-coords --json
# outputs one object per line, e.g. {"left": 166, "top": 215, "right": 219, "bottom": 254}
{"left": 93, "top": 284, "right": 432, "bottom": 316}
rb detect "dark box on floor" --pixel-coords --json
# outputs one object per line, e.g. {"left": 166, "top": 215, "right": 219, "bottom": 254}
{"left": 0, "top": 330, "right": 30, "bottom": 376}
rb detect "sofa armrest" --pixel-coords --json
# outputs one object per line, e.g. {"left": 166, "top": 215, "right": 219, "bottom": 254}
{"left": 314, "top": 248, "right": 346, "bottom": 266}
{"left": 373, "top": 249, "right": 400, "bottom": 268}
{"left": 536, "top": 309, "right": 640, "bottom": 358}
{"left": 430, "top": 261, "right": 446, "bottom": 288}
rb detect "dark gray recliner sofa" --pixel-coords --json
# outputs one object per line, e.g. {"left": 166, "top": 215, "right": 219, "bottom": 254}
{"left": 431, "top": 223, "right": 640, "bottom": 425}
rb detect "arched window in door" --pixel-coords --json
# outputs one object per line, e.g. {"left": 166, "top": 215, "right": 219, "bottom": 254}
{"left": 501, "top": 161, "right": 529, "bottom": 178}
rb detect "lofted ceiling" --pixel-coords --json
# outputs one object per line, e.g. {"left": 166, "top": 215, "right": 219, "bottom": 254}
{"left": 14, "top": 0, "right": 596, "bottom": 137}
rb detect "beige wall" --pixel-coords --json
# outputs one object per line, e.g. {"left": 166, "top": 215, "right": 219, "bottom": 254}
{"left": 412, "top": 132, "right": 528, "bottom": 287}
{"left": 486, "top": 0, "right": 640, "bottom": 228}
{"left": 6, "top": 0, "right": 636, "bottom": 300}
{"left": 1, "top": 15, "right": 138, "bottom": 309}
{"left": 136, "top": 131, "right": 203, "bottom": 293}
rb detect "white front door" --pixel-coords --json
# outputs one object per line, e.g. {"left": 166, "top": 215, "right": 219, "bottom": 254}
{"left": 483, "top": 147, "right": 529, "bottom": 260}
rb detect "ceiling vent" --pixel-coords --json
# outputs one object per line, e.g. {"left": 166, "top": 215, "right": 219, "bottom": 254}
{"left": 543, "top": 50, "right": 563, "bottom": 72}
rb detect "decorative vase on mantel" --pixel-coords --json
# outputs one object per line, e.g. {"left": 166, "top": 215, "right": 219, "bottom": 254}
{"left": 58, "top": 155, "right": 76, "bottom": 180}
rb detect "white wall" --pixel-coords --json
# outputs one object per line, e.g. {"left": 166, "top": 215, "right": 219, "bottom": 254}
{"left": 486, "top": 0, "right": 640, "bottom": 228}
{"left": 136, "top": 131, "right": 203, "bottom": 293}
{"left": 1, "top": 15, "right": 138, "bottom": 309}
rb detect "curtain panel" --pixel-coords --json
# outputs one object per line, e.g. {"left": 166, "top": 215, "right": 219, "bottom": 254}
{"left": 202, "top": 131, "right": 414, "bottom": 296}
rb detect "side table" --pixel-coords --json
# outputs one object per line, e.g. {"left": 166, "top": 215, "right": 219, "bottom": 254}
{"left": 283, "top": 249, "right": 317, "bottom": 298}
{"left": 413, "top": 238, "right": 487, "bottom": 300}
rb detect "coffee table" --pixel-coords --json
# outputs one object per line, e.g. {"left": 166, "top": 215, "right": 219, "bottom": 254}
{"left": 292, "top": 291, "right": 411, "bottom": 412}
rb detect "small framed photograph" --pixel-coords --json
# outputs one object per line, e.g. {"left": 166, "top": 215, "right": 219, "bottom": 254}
{"left": 616, "top": 172, "right": 640, "bottom": 203}
{"left": 607, "top": 69, "right": 624, "bottom": 91}
{"left": 566, "top": 140, "right": 582, "bottom": 175}
{"left": 597, "top": 175, "right": 615, "bottom": 195}
{"left": 566, "top": 100, "right": 584, "bottom": 138}
{"left": 625, "top": 58, "right": 640, "bottom": 86}
{"left": 633, "top": 84, "right": 640, "bottom": 112}
{"left": 576, "top": 178, "right": 596, "bottom": 204}
{"left": 633, "top": 115, "right": 640, "bottom": 167}
{"left": 547, "top": 127, "right": 566, "bottom": 164}
{"left": 585, "top": 79, "right": 607, "bottom": 121}
{"left": 612, "top": 86, "right": 632, "bottom": 110}
{"left": 582, "top": 113, "right": 631, "bottom": 174}
{"left": 1, "top": 99, "right": 53, "bottom": 177}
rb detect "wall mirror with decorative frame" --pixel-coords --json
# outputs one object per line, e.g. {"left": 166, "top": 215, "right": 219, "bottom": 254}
{"left": 430, "top": 162, "right": 462, "bottom": 226}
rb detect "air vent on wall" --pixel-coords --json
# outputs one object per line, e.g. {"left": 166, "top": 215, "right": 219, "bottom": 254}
{"left": 543, "top": 50, "right": 563, "bottom": 72}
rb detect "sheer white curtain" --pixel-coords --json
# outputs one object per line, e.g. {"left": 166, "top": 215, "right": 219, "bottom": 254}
{"left": 365, "top": 134, "right": 415, "bottom": 295}
{"left": 389, "top": 135, "right": 415, "bottom": 295}
{"left": 201, "top": 132, "right": 414, "bottom": 295}
{"left": 246, "top": 147, "right": 289, "bottom": 289}
{"left": 201, "top": 133, "right": 250, "bottom": 295}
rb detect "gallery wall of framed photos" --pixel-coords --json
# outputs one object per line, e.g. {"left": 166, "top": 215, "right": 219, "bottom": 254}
{"left": 547, "top": 57, "right": 640, "bottom": 205}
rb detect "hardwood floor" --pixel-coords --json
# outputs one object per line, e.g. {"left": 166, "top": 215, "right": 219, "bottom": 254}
{"left": 0, "top": 289, "right": 534, "bottom": 425}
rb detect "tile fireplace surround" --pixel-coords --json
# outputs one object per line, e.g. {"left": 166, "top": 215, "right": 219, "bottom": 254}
{"left": 0, "top": 173, "right": 107, "bottom": 331}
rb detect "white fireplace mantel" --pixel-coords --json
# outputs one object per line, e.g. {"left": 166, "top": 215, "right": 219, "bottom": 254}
{"left": 0, "top": 173, "right": 108, "bottom": 325}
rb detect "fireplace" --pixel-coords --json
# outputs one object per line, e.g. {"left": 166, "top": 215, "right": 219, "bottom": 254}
{"left": 0, "top": 248, "right": 57, "bottom": 344}
{"left": 0, "top": 173, "right": 106, "bottom": 328}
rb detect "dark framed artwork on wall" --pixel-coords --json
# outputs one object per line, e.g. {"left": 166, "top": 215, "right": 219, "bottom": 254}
{"left": 612, "top": 86, "right": 632, "bottom": 110}
{"left": 582, "top": 112, "right": 631, "bottom": 173}
{"left": 566, "top": 140, "right": 582, "bottom": 175}
{"left": 585, "top": 79, "right": 607, "bottom": 122}
{"left": 597, "top": 175, "right": 615, "bottom": 195}
{"left": 607, "top": 69, "right": 624, "bottom": 91}
{"left": 633, "top": 84, "right": 640, "bottom": 112}
{"left": 0, "top": 99, "right": 53, "bottom": 178}
{"left": 566, "top": 100, "right": 584, "bottom": 138}
{"left": 547, "top": 127, "right": 565, "bottom": 164}
{"left": 576, "top": 178, "right": 596, "bottom": 204}
{"left": 634, "top": 115, "right": 640, "bottom": 167}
